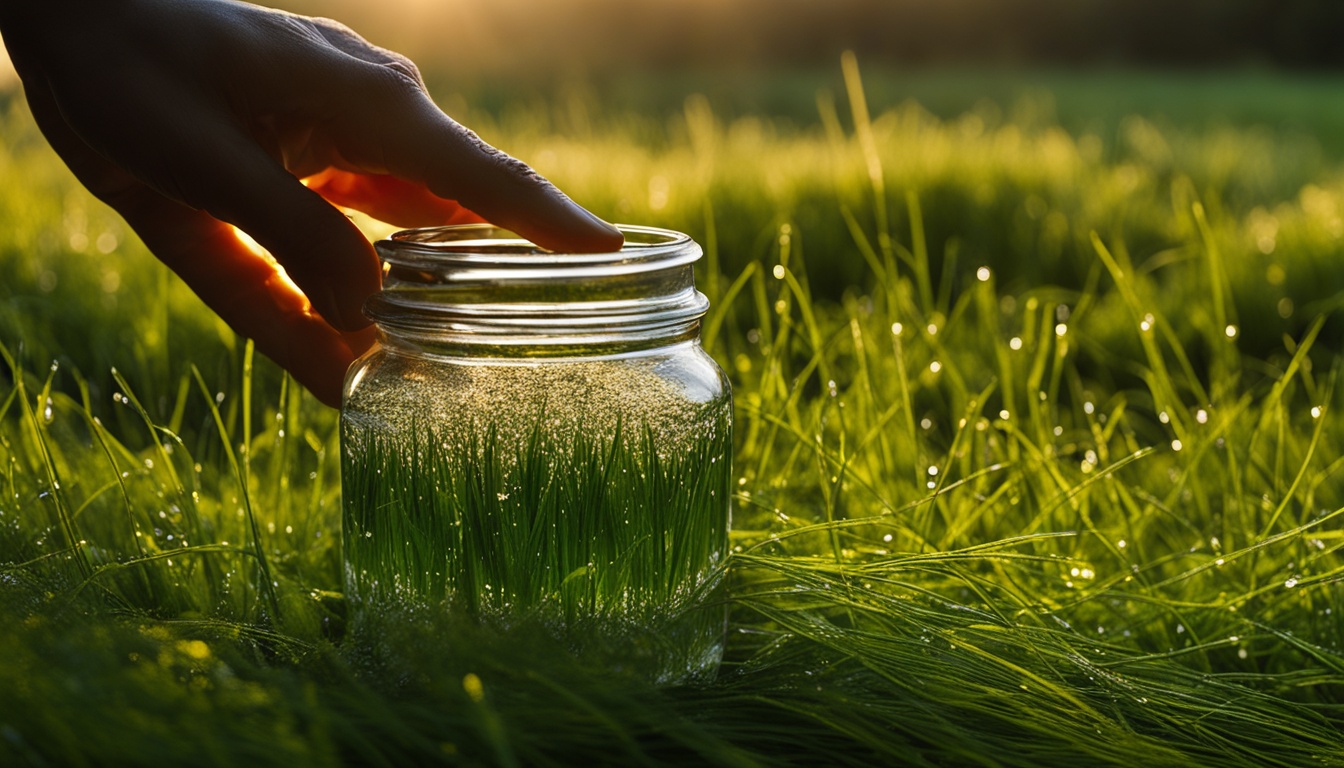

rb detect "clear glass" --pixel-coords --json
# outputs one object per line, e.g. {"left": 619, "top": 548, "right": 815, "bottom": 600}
{"left": 340, "top": 224, "right": 732, "bottom": 683}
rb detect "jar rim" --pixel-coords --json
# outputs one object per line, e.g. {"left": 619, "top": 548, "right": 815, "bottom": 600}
{"left": 376, "top": 223, "right": 698, "bottom": 274}
{"left": 366, "top": 223, "right": 709, "bottom": 356}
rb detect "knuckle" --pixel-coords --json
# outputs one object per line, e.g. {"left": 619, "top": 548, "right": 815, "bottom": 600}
{"left": 480, "top": 141, "right": 543, "bottom": 183}
{"left": 307, "top": 15, "right": 363, "bottom": 45}
{"left": 253, "top": 11, "right": 329, "bottom": 50}
{"left": 381, "top": 54, "right": 424, "bottom": 88}
{"left": 360, "top": 60, "right": 427, "bottom": 106}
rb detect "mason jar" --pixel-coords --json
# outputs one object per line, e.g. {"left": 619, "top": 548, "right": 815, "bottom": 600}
{"left": 340, "top": 224, "right": 732, "bottom": 683}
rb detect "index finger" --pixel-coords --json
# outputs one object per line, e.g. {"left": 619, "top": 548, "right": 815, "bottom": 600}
{"left": 334, "top": 74, "right": 623, "bottom": 254}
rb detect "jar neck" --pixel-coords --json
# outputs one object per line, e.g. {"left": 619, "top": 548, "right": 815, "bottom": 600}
{"left": 365, "top": 224, "right": 710, "bottom": 358}
{"left": 375, "top": 321, "right": 704, "bottom": 360}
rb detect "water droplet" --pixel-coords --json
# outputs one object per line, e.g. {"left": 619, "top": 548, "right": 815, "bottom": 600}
{"left": 976, "top": 266, "right": 991, "bottom": 282}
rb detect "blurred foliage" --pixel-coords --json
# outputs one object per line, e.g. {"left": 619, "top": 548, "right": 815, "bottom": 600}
{"left": 275, "top": 0, "right": 1344, "bottom": 79}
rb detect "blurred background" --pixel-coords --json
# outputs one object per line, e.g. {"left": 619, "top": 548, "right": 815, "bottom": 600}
{"left": 5, "top": 0, "right": 1329, "bottom": 77}
{"left": 7, "top": 0, "right": 1344, "bottom": 103}
{"left": 281, "top": 0, "right": 1344, "bottom": 75}
{"left": 10, "top": 1, "right": 1342, "bottom": 163}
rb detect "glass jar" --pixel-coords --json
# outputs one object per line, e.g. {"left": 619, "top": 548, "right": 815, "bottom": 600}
{"left": 340, "top": 224, "right": 731, "bottom": 683}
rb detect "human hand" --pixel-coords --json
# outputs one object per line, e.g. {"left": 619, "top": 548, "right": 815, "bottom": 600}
{"left": 0, "top": 0, "right": 622, "bottom": 407}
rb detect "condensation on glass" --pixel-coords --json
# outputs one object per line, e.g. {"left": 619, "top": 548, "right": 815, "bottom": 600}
{"left": 340, "top": 224, "right": 732, "bottom": 683}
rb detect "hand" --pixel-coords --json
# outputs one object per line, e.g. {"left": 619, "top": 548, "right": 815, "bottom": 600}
{"left": 0, "top": 0, "right": 622, "bottom": 407}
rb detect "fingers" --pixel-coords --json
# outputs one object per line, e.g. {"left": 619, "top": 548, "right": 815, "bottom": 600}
{"left": 302, "top": 169, "right": 485, "bottom": 228}
{"left": 126, "top": 190, "right": 371, "bottom": 408}
{"left": 23, "top": 81, "right": 366, "bottom": 407}
{"left": 35, "top": 53, "right": 379, "bottom": 332}
{"left": 119, "top": 101, "right": 382, "bottom": 331}
{"left": 163, "top": 121, "right": 382, "bottom": 331}
{"left": 307, "top": 52, "right": 621, "bottom": 252}
{"left": 371, "top": 92, "right": 622, "bottom": 253}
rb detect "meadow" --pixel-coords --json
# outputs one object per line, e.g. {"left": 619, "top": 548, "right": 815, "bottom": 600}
{"left": 1, "top": 63, "right": 1343, "bottom": 765}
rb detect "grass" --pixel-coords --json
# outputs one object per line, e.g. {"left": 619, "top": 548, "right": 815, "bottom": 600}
{"left": 341, "top": 417, "right": 732, "bottom": 684}
{"left": 2, "top": 64, "right": 1344, "bottom": 765}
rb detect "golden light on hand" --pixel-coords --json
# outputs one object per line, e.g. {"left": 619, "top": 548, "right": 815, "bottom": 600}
{"left": 229, "top": 224, "right": 311, "bottom": 312}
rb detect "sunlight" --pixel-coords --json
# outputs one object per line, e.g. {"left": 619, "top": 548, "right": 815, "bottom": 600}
{"left": 229, "top": 224, "right": 309, "bottom": 310}
{"left": 0, "top": 38, "right": 17, "bottom": 88}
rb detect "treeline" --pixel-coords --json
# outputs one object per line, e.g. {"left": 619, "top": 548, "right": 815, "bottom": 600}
{"left": 280, "top": 0, "right": 1344, "bottom": 75}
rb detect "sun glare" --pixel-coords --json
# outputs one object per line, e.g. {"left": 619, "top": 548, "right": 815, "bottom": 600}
{"left": 229, "top": 224, "right": 309, "bottom": 309}
{"left": 0, "top": 38, "right": 17, "bottom": 88}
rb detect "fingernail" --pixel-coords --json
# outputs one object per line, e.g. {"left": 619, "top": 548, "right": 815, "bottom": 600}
{"left": 569, "top": 203, "right": 623, "bottom": 252}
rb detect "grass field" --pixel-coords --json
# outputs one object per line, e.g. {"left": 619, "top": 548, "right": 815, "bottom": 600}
{"left": 2, "top": 64, "right": 1344, "bottom": 766}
